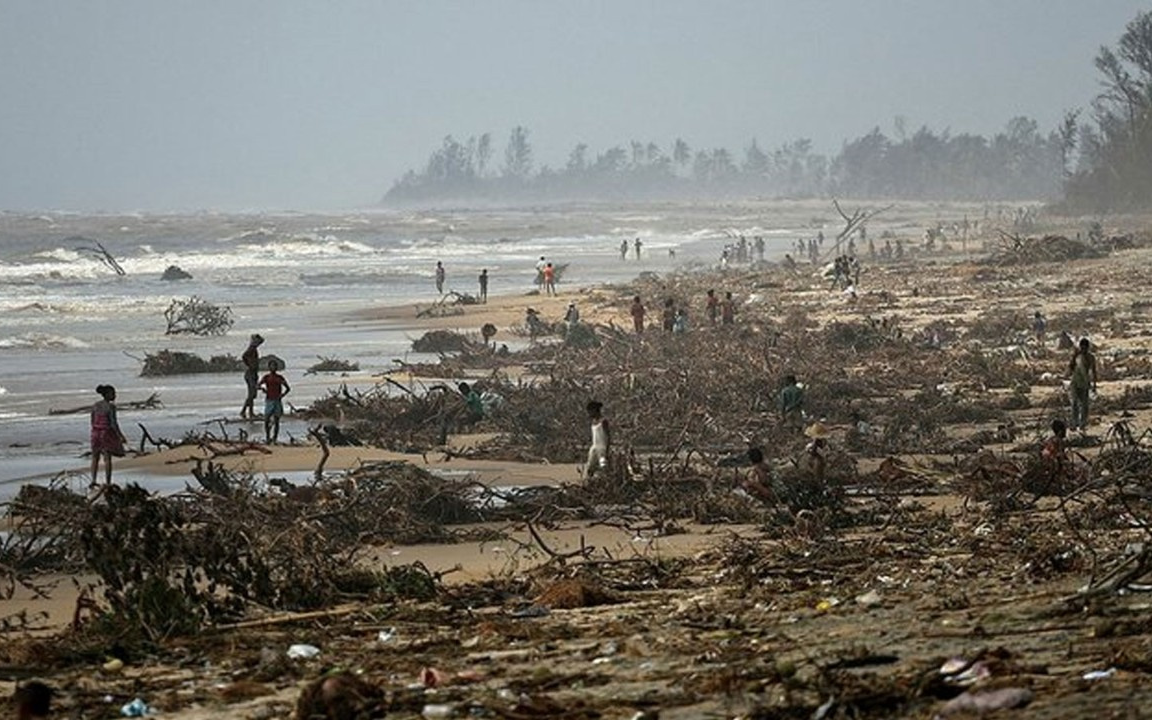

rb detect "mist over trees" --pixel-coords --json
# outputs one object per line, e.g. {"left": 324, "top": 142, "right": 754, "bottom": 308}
{"left": 385, "top": 9, "right": 1152, "bottom": 211}
{"left": 383, "top": 119, "right": 1067, "bottom": 207}
{"left": 1063, "top": 10, "right": 1152, "bottom": 211}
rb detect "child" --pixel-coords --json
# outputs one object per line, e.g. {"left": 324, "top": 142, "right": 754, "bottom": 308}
{"left": 584, "top": 400, "right": 611, "bottom": 481}
{"left": 259, "top": 359, "right": 291, "bottom": 443}
{"left": 90, "top": 384, "right": 128, "bottom": 486}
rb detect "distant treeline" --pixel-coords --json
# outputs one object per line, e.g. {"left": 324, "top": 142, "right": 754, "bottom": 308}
{"left": 384, "top": 9, "right": 1152, "bottom": 212}
{"left": 382, "top": 118, "right": 1068, "bottom": 206}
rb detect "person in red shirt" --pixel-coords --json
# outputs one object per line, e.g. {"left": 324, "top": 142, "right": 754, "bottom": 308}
{"left": 543, "top": 263, "right": 556, "bottom": 296}
{"left": 258, "top": 359, "right": 291, "bottom": 443}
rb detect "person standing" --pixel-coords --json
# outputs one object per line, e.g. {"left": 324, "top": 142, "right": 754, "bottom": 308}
{"left": 534, "top": 256, "right": 547, "bottom": 288}
{"left": 564, "top": 301, "right": 580, "bottom": 331}
{"left": 90, "top": 384, "right": 127, "bottom": 486}
{"left": 633, "top": 237, "right": 643, "bottom": 260}
{"left": 721, "top": 292, "right": 736, "bottom": 325}
{"left": 705, "top": 289, "right": 719, "bottom": 326}
{"left": 662, "top": 298, "right": 676, "bottom": 332}
{"left": 435, "top": 261, "right": 446, "bottom": 294}
{"left": 543, "top": 262, "right": 557, "bottom": 296}
{"left": 240, "top": 333, "right": 264, "bottom": 419}
{"left": 1032, "top": 311, "right": 1046, "bottom": 347}
{"left": 259, "top": 359, "right": 291, "bottom": 444}
{"left": 584, "top": 400, "right": 611, "bottom": 481}
{"left": 620, "top": 239, "right": 629, "bottom": 261}
{"left": 478, "top": 269, "right": 489, "bottom": 304}
{"left": 778, "top": 375, "right": 805, "bottom": 424}
{"left": 630, "top": 296, "right": 646, "bottom": 334}
{"left": 1068, "top": 337, "right": 1098, "bottom": 431}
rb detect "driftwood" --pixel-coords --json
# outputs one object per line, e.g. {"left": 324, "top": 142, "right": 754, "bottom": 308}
{"left": 73, "top": 238, "right": 125, "bottom": 276}
{"left": 164, "top": 296, "right": 234, "bottom": 336}
{"left": 49, "top": 392, "right": 163, "bottom": 415}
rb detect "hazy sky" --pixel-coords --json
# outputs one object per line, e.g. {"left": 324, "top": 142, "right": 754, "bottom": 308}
{"left": 1, "top": 1, "right": 1148, "bottom": 211}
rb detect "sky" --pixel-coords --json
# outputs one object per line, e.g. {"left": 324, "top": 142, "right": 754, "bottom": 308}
{"left": 1, "top": 0, "right": 1149, "bottom": 212}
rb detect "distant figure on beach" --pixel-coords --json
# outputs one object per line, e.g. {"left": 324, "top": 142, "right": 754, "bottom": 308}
{"left": 259, "top": 358, "right": 290, "bottom": 444}
{"left": 240, "top": 333, "right": 264, "bottom": 419}
{"left": 673, "top": 307, "right": 688, "bottom": 334}
{"left": 802, "top": 423, "right": 829, "bottom": 482}
{"left": 543, "top": 262, "right": 557, "bottom": 295}
{"left": 705, "top": 289, "right": 719, "bottom": 326}
{"left": 662, "top": 298, "right": 676, "bottom": 332}
{"left": 564, "top": 301, "right": 580, "bottom": 331}
{"left": 742, "top": 447, "right": 777, "bottom": 503}
{"left": 534, "top": 256, "right": 547, "bottom": 288}
{"left": 634, "top": 237, "right": 643, "bottom": 260}
{"left": 1032, "top": 311, "right": 1046, "bottom": 347}
{"left": 620, "top": 239, "right": 629, "bottom": 261}
{"left": 90, "top": 384, "right": 127, "bottom": 486}
{"left": 435, "top": 261, "right": 446, "bottom": 294}
{"left": 754, "top": 236, "right": 765, "bottom": 262}
{"left": 721, "top": 292, "right": 736, "bottom": 325}
{"left": 478, "top": 269, "right": 488, "bottom": 303}
{"left": 458, "top": 382, "right": 483, "bottom": 423}
{"left": 584, "top": 400, "right": 611, "bottom": 481}
{"left": 1041, "top": 418, "right": 1068, "bottom": 477}
{"left": 1068, "top": 337, "right": 1098, "bottom": 431}
{"left": 630, "top": 296, "right": 645, "bottom": 334}
{"left": 778, "top": 375, "right": 805, "bottom": 424}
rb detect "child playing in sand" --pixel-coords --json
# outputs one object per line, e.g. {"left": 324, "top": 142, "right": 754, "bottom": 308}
{"left": 259, "top": 359, "right": 291, "bottom": 444}
{"left": 584, "top": 400, "right": 611, "bottom": 481}
{"left": 90, "top": 384, "right": 128, "bottom": 487}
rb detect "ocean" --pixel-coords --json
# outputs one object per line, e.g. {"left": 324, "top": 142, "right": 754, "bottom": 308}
{"left": 0, "top": 203, "right": 813, "bottom": 494}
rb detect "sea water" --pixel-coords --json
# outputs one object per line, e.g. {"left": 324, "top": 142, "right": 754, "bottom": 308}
{"left": 0, "top": 205, "right": 806, "bottom": 494}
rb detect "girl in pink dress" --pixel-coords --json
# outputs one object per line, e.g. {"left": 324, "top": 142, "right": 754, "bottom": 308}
{"left": 91, "top": 384, "right": 127, "bottom": 486}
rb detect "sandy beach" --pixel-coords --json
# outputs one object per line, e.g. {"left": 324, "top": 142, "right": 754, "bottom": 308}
{"left": 6, "top": 205, "right": 1152, "bottom": 718}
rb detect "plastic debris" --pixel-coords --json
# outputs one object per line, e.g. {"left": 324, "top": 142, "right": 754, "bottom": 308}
{"left": 102, "top": 658, "right": 125, "bottom": 674}
{"left": 509, "top": 605, "right": 550, "bottom": 618}
{"left": 855, "top": 589, "right": 882, "bottom": 607}
{"left": 287, "top": 644, "right": 321, "bottom": 659}
{"left": 120, "top": 698, "right": 151, "bottom": 717}
{"left": 422, "top": 703, "right": 455, "bottom": 718}
{"left": 377, "top": 628, "right": 397, "bottom": 643}
{"left": 421, "top": 666, "right": 449, "bottom": 688}
{"left": 1082, "top": 667, "right": 1116, "bottom": 680}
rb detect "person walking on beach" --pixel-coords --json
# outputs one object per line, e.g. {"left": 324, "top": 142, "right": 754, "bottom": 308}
{"left": 543, "top": 263, "right": 557, "bottom": 296}
{"left": 240, "top": 333, "right": 264, "bottom": 419}
{"left": 633, "top": 237, "right": 643, "bottom": 260}
{"left": 90, "top": 384, "right": 127, "bottom": 486}
{"left": 478, "top": 269, "right": 489, "bottom": 304}
{"left": 778, "top": 375, "right": 805, "bottom": 425}
{"left": 259, "top": 359, "right": 290, "bottom": 444}
{"left": 630, "top": 296, "right": 646, "bottom": 334}
{"left": 584, "top": 400, "right": 611, "bottom": 481}
{"left": 1068, "top": 337, "right": 1098, "bottom": 431}
{"left": 662, "top": 298, "right": 676, "bottom": 332}
{"left": 435, "top": 261, "right": 446, "bottom": 294}
{"left": 705, "top": 289, "right": 719, "bottom": 326}
{"left": 535, "top": 256, "right": 547, "bottom": 288}
{"left": 721, "top": 292, "right": 736, "bottom": 325}
{"left": 620, "top": 239, "right": 629, "bottom": 261}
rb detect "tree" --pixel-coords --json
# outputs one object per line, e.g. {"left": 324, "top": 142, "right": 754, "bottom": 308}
{"left": 1065, "top": 10, "right": 1152, "bottom": 210}
{"left": 502, "top": 126, "right": 533, "bottom": 180}
{"left": 566, "top": 143, "right": 588, "bottom": 173}
{"left": 475, "top": 133, "right": 492, "bottom": 177}
{"left": 672, "top": 138, "right": 691, "bottom": 172}
{"left": 743, "top": 139, "right": 770, "bottom": 177}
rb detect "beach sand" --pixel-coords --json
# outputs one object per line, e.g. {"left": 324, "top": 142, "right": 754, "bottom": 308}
{"left": 8, "top": 212, "right": 1152, "bottom": 718}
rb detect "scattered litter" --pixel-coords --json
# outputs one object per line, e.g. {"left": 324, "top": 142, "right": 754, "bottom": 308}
{"left": 377, "top": 627, "right": 397, "bottom": 643}
{"left": 855, "top": 589, "right": 882, "bottom": 607}
{"left": 287, "top": 644, "right": 321, "bottom": 660}
{"left": 120, "top": 698, "right": 151, "bottom": 717}
{"left": 1083, "top": 667, "right": 1116, "bottom": 681}
{"left": 422, "top": 703, "right": 455, "bottom": 718}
